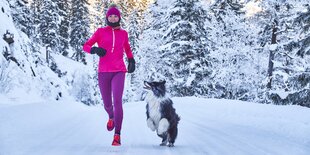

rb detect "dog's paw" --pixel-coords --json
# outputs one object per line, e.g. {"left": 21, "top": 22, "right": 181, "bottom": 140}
{"left": 147, "top": 118, "right": 156, "bottom": 131}
{"left": 168, "top": 143, "right": 174, "bottom": 147}
{"left": 160, "top": 142, "right": 167, "bottom": 146}
{"left": 158, "top": 118, "right": 169, "bottom": 135}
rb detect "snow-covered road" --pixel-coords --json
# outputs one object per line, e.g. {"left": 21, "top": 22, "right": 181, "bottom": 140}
{"left": 1, "top": 97, "right": 310, "bottom": 155}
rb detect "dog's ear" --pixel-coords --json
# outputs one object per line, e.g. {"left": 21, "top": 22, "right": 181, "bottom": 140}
{"left": 161, "top": 80, "right": 166, "bottom": 85}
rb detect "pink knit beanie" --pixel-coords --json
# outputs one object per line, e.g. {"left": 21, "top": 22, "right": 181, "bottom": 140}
{"left": 106, "top": 7, "right": 121, "bottom": 18}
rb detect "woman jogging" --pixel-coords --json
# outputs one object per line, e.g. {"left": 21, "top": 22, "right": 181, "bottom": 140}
{"left": 83, "top": 4, "right": 135, "bottom": 146}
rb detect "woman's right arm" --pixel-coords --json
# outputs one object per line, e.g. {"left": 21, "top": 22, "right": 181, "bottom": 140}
{"left": 83, "top": 29, "right": 99, "bottom": 53}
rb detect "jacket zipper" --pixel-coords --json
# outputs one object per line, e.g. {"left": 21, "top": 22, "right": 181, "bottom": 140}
{"left": 112, "top": 29, "right": 115, "bottom": 53}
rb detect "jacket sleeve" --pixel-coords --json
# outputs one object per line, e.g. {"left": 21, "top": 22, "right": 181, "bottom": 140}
{"left": 83, "top": 29, "right": 99, "bottom": 53}
{"left": 124, "top": 31, "right": 134, "bottom": 59}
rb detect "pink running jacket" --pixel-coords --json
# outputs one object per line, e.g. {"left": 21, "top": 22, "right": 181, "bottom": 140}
{"left": 83, "top": 26, "right": 134, "bottom": 72}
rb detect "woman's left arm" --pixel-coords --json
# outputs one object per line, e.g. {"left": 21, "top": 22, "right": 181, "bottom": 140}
{"left": 124, "top": 31, "right": 135, "bottom": 73}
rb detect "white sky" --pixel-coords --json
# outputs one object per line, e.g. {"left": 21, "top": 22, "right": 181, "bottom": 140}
{"left": 244, "top": 1, "right": 262, "bottom": 17}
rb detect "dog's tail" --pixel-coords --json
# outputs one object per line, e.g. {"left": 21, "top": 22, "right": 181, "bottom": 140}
{"left": 175, "top": 114, "right": 180, "bottom": 125}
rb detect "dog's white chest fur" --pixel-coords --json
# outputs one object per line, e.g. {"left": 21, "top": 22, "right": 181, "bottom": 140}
{"left": 146, "top": 93, "right": 162, "bottom": 127}
{"left": 145, "top": 92, "right": 170, "bottom": 135}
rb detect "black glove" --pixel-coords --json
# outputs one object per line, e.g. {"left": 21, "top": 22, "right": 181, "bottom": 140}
{"left": 127, "top": 58, "right": 135, "bottom": 73}
{"left": 90, "top": 47, "right": 106, "bottom": 57}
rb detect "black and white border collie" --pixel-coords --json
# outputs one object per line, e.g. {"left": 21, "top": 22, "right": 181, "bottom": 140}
{"left": 143, "top": 80, "right": 180, "bottom": 147}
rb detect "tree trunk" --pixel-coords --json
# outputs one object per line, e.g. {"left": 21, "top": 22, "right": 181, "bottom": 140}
{"left": 267, "top": 19, "right": 278, "bottom": 89}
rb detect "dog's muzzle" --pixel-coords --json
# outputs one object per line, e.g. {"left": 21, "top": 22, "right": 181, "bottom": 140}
{"left": 143, "top": 81, "right": 151, "bottom": 90}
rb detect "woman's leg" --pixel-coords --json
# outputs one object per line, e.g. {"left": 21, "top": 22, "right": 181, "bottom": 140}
{"left": 111, "top": 72, "right": 126, "bottom": 135}
{"left": 98, "top": 72, "right": 114, "bottom": 119}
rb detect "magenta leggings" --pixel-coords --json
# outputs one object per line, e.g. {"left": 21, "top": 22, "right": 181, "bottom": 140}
{"left": 98, "top": 72, "right": 125, "bottom": 135}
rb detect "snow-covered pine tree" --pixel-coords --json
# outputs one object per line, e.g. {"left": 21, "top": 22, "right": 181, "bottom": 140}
{"left": 138, "top": 0, "right": 151, "bottom": 11}
{"left": 206, "top": 0, "right": 265, "bottom": 101}
{"left": 70, "top": 0, "right": 90, "bottom": 64}
{"left": 284, "top": 7, "right": 310, "bottom": 107}
{"left": 10, "top": 0, "right": 32, "bottom": 36}
{"left": 29, "top": 0, "right": 42, "bottom": 43}
{"left": 125, "top": 0, "right": 152, "bottom": 44}
{"left": 126, "top": 0, "right": 137, "bottom": 13}
{"left": 87, "top": 0, "right": 105, "bottom": 105}
{"left": 135, "top": 0, "right": 152, "bottom": 34}
{"left": 255, "top": 1, "right": 284, "bottom": 90}
{"left": 293, "top": 5, "right": 310, "bottom": 58}
{"left": 133, "top": 0, "right": 210, "bottom": 97}
{"left": 91, "top": 0, "right": 105, "bottom": 30}
{"left": 241, "top": 1, "right": 281, "bottom": 104}
{"left": 127, "top": 9, "right": 140, "bottom": 53}
{"left": 117, "top": 1, "right": 129, "bottom": 29}
{"left": 56, "top": 0, "right": 70, "bottom": 56}
{"left": 262, "top": 2, "right": 310, "bottom": 107}
{"left": 38, "top": 0, "right": 60, "bottom": 53}
{"left": 123, "top": 8, "right": 140, "bottom": 102}
{"left": 132, "top": 0, "right": 172, "bottom": 100}
{"left": 157, "top": 0, "right": 212, "bottom": 97}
